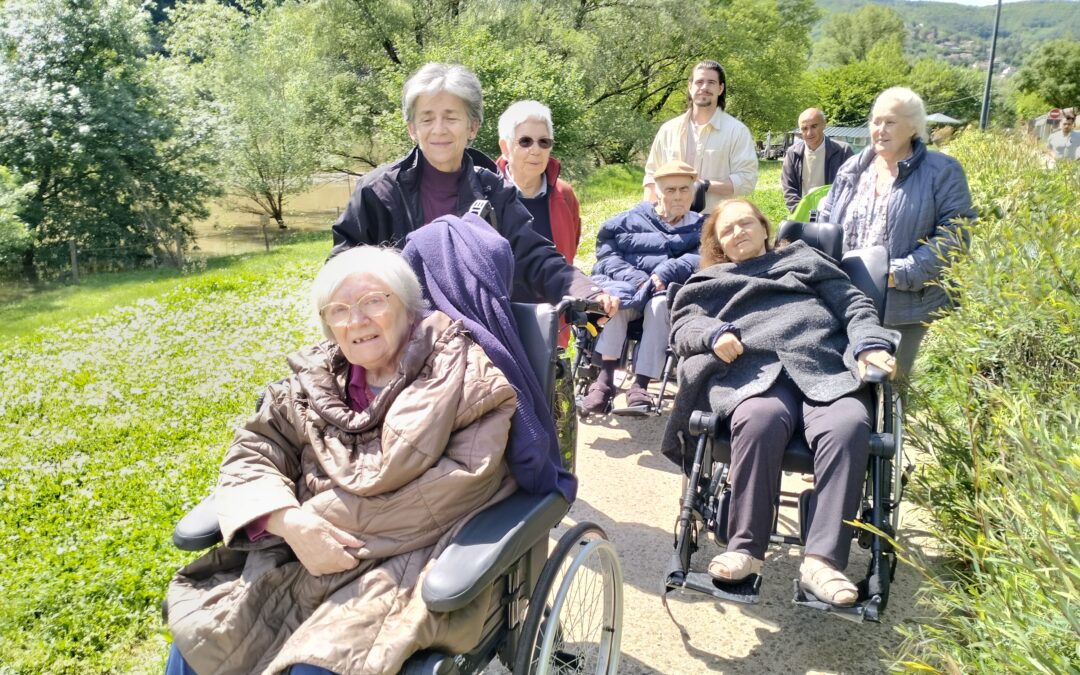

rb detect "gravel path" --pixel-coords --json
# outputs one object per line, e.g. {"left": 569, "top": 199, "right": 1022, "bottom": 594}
{"left": 514, "top": 403, "right": 935, "bottom": 674}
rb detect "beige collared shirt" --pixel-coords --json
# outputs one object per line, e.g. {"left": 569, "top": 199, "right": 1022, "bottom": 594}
{"left": 802, "top": 141, "right": 827, "bottom": 194}
{"left": 644, "top": 107, "right": 758, "bottom": 212}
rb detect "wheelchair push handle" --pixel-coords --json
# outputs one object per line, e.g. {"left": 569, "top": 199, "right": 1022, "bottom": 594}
{"left": 556, "top": 295, "right": 607, "bottom": 318}
{"left": 862, "top": 363, "right": 890, "bottom": 384}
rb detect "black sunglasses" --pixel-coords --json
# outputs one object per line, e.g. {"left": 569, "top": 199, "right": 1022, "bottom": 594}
{"left": 517, "top": 136, "right": 553, "bottom": 149}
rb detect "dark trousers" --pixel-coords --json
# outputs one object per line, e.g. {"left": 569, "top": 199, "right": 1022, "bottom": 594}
{"left": 726, "top": 374, "right": 871, "bottom": 570}
{"left": 165, "top": 644, "right": 336, "bottom": 675}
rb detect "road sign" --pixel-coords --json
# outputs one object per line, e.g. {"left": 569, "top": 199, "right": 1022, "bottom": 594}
{"left": 1048, "top": 108, "right": 1062, "bottom": 120}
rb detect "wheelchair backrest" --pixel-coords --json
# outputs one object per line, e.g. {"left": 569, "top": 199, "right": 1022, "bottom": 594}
{"left": 510, "top": 302, "right": 560, "bottom": 405}
{"left": 774, "top": 221, "right": 888, "bottom": 319}
{"left": 775, "top": 219, "right": 843, "bottom": 262}
{"left": 840, "top": 246, "right": 888, "bottom": 318}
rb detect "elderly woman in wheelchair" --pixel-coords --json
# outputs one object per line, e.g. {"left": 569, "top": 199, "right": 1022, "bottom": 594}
{"left": 662, "top": 199, "right": 899, "bottom": 608}
{"left": 164, "top": 246, "right": 522, "bottom": 674}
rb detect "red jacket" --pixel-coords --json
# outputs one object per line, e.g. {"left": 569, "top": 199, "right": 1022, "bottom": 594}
{"left": 496, "top": 156, "right": 581, "bottom": 265}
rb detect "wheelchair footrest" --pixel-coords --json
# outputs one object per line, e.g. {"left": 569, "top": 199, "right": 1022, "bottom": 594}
{"left": 611, "top": 403, "right": 656, "bottom": 417}
{"left": 666, "top": 570, "right": 762, "bottom": 604}
{"left": 792, "top": 579, "right": 881, "bottom": 623}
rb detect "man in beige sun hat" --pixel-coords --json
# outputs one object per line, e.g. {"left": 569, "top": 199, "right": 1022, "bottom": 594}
{"left": 578, "top": 159, "right": 705, "bottom": 416}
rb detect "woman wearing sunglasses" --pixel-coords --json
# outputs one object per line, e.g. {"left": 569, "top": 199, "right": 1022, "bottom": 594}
{"left": 330, "top": 63, "right": 617, "bottom": 315}
{"left": 495, "top": 100, "right": 581, "bottom": 271}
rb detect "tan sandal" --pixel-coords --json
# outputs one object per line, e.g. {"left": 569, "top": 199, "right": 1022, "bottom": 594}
{"left": 707, "top": 551, "right": 763, "bottom": 582}
{"left": 800, "top": 557, "right": 858, "bottom": 607}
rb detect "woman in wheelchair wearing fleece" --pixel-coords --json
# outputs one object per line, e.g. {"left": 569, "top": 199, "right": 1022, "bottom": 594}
{"left": 661, "top": 199, "right": 899, "bottom": 607}
{"left": 163, "top": 246, "right": 523, "bottom": 675}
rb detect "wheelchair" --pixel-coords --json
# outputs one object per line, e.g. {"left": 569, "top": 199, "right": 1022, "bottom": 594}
{"left": 570, "top": 299, "right": 678, "bottom": 419}
{"left": 663, "top": 220, "right": 909, "bottom": 624}
{"left": 170, "top": 297, "right": 624, "bottom": 674}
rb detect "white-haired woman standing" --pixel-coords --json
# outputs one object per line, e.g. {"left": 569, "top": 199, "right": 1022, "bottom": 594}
{"left": 495, "top": 100, "right": 581, "bottom": 269}
{"left": 165, "top": 247, "right": 518, "bottom": 675}
{"left": 819, "top": 87, "right": 976, "bottom": 377}
{"left": 331, "top": 63, "right": 616, "bottom": 314}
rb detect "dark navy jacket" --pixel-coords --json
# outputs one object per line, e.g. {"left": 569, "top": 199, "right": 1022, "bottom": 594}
{"left": 781, "top": 137, "right": 853, "bottom": 211}
{"left": 590, "top": 202, "right": 703, "bottom": 311}
{"left": 330, "top": 146, "right": 600, "bottom": 304}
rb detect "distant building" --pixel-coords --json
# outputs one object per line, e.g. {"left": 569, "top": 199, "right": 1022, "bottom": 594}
{"left": 793, "top": 126, "right": 871, "bottom": 153}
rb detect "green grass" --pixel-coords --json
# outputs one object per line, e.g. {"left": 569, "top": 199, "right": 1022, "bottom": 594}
{"left": 0, "top": 161, "right": 789, "bottom": 672}
{"left": 0, "top": 232, "right": 330, "bottom": 342}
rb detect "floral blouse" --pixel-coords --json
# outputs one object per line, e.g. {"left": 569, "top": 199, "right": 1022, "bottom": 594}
{"left": 841, "top": 162, "right": 890, "bottom": 253}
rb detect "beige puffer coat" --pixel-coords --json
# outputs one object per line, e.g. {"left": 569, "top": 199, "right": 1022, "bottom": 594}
{"left": 166, "top": 311, "right": 518, "bottom": 674}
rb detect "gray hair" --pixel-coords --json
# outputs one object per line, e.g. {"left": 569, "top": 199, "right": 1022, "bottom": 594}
{"left": 311, "top": 247, "right": 426, "bottom": 341}
{"left": 873, "top": 87, "right": 928, "bottom": 143}
{"left": 498, "top": 100, "right": 554, "bottom": 146}
{"left": 401, "top": 63, "right": 484, "bottom": 127}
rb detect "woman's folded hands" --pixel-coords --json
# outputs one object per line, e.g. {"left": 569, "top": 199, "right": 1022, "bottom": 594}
{"left": 266, "top": 506, "right": 363, "bottom": 577}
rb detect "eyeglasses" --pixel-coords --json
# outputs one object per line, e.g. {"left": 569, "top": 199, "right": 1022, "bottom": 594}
{"left": 516, "top": 136, "right": 553, "bottom": 149}
{"left": 320, "top": 292, "right": 392, "bottom": 327}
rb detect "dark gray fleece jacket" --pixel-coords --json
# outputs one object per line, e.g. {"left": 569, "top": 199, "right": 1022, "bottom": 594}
{"left": 661, "top": 241, "right": 899, "bottom": 469}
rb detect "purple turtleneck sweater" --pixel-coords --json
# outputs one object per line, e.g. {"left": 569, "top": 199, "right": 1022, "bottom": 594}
{"left": 419, "top": 154, "right": 464, "bottom": 224}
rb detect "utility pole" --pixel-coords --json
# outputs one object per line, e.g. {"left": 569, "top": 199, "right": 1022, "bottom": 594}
{"left": 979, "top": 0, "right": 1003, "bottom": 130}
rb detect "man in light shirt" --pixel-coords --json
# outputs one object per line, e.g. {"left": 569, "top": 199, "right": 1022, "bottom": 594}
{"left": 642, "top": 60, "right": 758, "bottom": 214}
{"left": 1047, "top": 109, "right": 1078, "bottom": 161}
{"left": 780, "top": 108, "right": 853, "bottom": 212}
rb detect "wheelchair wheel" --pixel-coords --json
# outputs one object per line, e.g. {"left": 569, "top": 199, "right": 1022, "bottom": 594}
{"left": 514, "top": 523, "right": 623, "bottom": 675}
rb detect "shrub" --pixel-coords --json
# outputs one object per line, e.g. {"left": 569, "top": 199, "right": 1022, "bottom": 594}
{"left": 897, "top": 131, "right": 1080, "bottom": 672}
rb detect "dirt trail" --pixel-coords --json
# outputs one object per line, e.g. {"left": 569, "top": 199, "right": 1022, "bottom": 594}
{"left": 529, "top": 407, "right": 935, "bottom": 674}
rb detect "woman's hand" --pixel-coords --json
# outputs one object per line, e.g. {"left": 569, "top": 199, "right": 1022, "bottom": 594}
{"left": 650, "top": 273, "right": 666, "bottom": 292}
{"left": 856, "top": 349, "right": 896, "bottom": 381}
{"left": 712, "top": 332, "right": 744, "bottom": 363}
{"left": 266, "top": 507, "right": 362, "bottom": 577}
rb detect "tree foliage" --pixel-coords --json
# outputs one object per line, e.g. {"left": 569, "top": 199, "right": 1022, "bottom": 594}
{"left": 0, "top": 166, "right": 32, "bottom": 266}
{"left": 811, "top": 39, "right": 910, "bottom": 127}
{"left": 908, "top": 58, "right": 983, "bottom": 124}
{"left": 813, "top": 4, "right": 906, "bottom": 68}
{"left": 1014, "top": 38, "right": 1080, "bottom": 110}
{"left": 0, "top": 0, "right": 217, "bottom": 280}
{"left": 165, "top": 1, "right": 339, "bottom": 228}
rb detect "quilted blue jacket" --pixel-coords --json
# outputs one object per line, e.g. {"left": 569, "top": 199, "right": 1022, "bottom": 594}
{"left": 818, "top": 139, "right": 975, "bottom": 326}
{"left": 591, "top": 202, "right": 703, "bottom": 311}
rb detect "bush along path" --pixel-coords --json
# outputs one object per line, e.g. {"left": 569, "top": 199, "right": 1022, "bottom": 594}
{"left": 897, "top": 132, "right": 1080, "bottom": 672}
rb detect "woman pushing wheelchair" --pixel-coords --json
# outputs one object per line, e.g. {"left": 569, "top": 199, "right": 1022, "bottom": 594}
{"left": 661, "top": 199, "right": 899, "bottom": 607}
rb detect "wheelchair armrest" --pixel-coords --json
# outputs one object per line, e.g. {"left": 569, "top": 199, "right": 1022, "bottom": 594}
{"left": 422, "top": 491, "right": 570, "bottom": 613}
{"left": 172, "top": 493, "right": 223, "bottom": 551}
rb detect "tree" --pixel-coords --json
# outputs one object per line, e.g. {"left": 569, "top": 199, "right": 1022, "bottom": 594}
{"left": 0, "top": 0, "right": 216, "bottom": 280}
{"left": 814, "top": 5, "right": 907, "bottom": 68}
{"left": 907, "top": 58, "right": 983, "bottom": 124}
{"left": 0, "top": 166, "right": 32, "bottom": 268}
{"left": 811, "top": 39, "right": 910, "bottom": 127}
{"left": 166, "top": 2, "right": 339, "bottom": 230}
{"left": 1015, "top": 38, "right": 1080, "bottom": 110}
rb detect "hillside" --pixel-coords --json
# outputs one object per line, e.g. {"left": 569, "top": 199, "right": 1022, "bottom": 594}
{"left": 815, "top": 0, "right": 1080, "bottom": 70}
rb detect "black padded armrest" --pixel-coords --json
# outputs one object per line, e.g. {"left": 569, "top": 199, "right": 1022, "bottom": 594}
{"left": 172, "top": 493, "right": 223, "bottom": 551}
{"left": 422, "top": 491, "right": 570, "bottom": 613}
